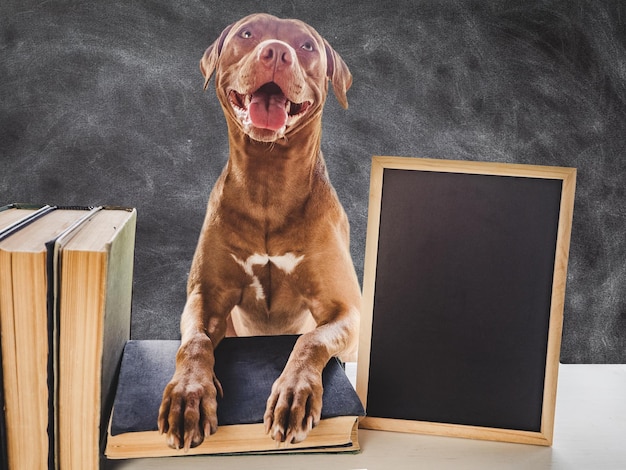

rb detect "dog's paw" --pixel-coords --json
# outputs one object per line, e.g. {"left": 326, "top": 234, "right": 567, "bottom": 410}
{"left": 158, "top": 372, "right": 222, "bottom": 451}
{"left": 263, "top": 367, "right": 323, "bottom": 444}
{"left": 157, "top": 341, "right": 222, "bottom": 451}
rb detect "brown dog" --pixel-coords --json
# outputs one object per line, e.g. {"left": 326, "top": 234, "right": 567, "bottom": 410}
{"left": 157, "top": 13, "right": 360, "bottom": 450}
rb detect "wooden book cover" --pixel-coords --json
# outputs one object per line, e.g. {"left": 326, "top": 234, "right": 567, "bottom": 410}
{"left": 0, "top": 208, "right": 94, "bottom": 469}
{"left": 56, "top": 208, "right": 136, "bottom": 469}
{"left": 106, "top": 336, "right": 364, "bottom": 459}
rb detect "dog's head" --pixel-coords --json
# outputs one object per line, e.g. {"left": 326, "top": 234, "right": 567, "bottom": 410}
{"left": 200, "top": 13, "right": 352, "bottom": 143}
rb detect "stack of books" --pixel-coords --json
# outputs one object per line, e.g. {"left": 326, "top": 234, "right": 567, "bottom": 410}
{"left": 0, "top": 204, "right": 137, "bottom": 469}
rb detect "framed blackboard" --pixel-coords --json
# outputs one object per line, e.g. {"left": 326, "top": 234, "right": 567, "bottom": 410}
{"left": 356, "top": 157, "right": 576, "bottom": 445}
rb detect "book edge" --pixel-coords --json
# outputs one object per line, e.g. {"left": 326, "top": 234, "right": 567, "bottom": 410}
{"left": 105, "top": 416, "right": 358, "bottom": 459}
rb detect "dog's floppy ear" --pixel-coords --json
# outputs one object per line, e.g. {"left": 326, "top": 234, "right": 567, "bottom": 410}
{"left": 324, "top": 39, "right": 352, "bottom": 109}
{"left": 200, "top": 23, "right": 234, "bottom": 90}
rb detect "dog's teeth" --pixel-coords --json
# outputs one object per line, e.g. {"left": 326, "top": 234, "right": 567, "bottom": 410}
{"left": 244, "top": 95, "right": 251, "bottom": 107}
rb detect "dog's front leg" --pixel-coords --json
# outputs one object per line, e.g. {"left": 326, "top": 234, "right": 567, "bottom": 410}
{"left": 157, "top": 287, "right": 237, "bottom": 451}
{"left": 263, "top": 303, "right": 359, "bottom": 444}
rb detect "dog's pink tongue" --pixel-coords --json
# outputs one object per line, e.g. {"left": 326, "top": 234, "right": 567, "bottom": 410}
{"left": 249, "top": 90, "right": 288, "bottom": 131}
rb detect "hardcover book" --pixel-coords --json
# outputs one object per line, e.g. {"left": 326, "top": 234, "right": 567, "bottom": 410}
{"left": 0, "top": 204, "right": 48, "bottom": 469}
{"left": 106, "top": 335, "right": 364, "bottom": 459}
{"left": 56, "top": 208, "right": 136, "bottom": 469}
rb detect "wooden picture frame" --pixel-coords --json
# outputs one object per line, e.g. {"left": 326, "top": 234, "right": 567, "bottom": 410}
{"left": 356, "top": 156, "right": 576, "bottom": 446}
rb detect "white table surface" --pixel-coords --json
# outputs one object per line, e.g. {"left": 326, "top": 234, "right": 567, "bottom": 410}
{"left": 102, "top": 364, "right": 626, "bottom": 470}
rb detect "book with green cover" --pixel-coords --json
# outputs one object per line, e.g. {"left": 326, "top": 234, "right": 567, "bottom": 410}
{"left": 106, "top": 335, "right": 365, "bottom": 459}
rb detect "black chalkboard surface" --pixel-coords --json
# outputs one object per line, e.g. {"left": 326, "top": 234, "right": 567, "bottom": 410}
{"left": 357, "top": 157, "right": 576, "bottom": 446}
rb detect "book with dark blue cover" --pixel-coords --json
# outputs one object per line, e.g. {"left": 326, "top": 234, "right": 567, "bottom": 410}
{"left": 106, "top": 335, "right": 364, "bottom": 458}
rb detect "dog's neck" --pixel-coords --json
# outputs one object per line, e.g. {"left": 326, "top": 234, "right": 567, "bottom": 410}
{"left": 223, "top": 116, "right": 328, "bottom": 221}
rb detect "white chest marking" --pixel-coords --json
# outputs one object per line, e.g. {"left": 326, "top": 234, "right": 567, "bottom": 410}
{"left": 230, "top": 252, "right": 304, "bottom": 301}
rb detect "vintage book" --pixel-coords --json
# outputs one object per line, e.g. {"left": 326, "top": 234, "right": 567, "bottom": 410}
{"left": 0, "top": 203, "right": 49, "bottom": 470}
{"left": 0, "top": 204, "right": 46, "bottom": 470}
{"left": 0, "top": 206, "right": 136, "bottom": 469}
{"left": 56, "top": 207, "right": 136, "bottom": 469}
{"left": 0, "top": 208, "right": 94, "bottom": 469}
{"left": 106, "top": 336, "right": 365, "bottom": 459}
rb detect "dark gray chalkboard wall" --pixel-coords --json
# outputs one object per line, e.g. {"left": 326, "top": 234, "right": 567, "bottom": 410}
{"left": 1, "top": 0, "right": 625, "bottom": 362}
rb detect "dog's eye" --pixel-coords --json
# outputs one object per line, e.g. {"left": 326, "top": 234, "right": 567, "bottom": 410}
{"left": 240, "top": 29, "right": 253, "bottom": 39}
{"left": 301, "top": 41, "right": 314, "bottom": 52}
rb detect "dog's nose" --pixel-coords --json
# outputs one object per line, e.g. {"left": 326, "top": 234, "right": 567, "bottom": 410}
{"left": 258, "top": 41, "right": 294, "bottom": 70}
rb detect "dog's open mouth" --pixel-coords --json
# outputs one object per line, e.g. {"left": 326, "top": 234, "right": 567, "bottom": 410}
{"left": 228, "top": 83, "right": 312, "bottom": 134}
